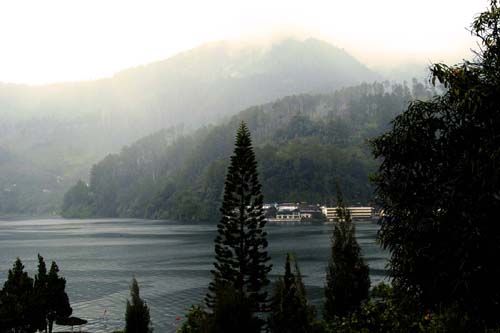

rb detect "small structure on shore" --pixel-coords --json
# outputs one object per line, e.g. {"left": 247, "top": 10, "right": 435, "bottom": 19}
{"left": 56, "top": 316, "right": 88, "bottom": 332}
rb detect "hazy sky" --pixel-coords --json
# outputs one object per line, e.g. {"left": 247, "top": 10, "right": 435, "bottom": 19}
{"left": 0, "top": 0, "right": 488, "bottom": 84}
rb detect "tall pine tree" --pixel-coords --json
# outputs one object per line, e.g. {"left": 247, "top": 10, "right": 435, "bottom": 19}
{"left": 206, "top": 122, "right": 272, "bottom": 330}
{"left": 324, "top": 185, "right": 370, "bottom": 320}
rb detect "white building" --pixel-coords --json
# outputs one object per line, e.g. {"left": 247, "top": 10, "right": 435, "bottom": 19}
{"left": 321, "top": 206, "right": 374, "bottom": 221}
{"left": 275, "top": 209, "right": 301, "bottom": 221}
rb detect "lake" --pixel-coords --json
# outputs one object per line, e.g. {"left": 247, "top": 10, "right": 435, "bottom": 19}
{"left": 0, "top": 218, "right": 388, "bottom": 332}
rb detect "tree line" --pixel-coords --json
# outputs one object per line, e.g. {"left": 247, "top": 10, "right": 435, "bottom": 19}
{"left": 62, "top": 80, "right": 436, "bottom": 221}
{"left": 0, "top": 256, "right": 153, "bottom": 333}
{"left": 0, "top": 256, "right": 72, "bottom": 333}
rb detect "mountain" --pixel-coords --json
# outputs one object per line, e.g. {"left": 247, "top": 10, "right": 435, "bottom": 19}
{"left": 62, "top": 81, "right": 438, "bottom": 221}
{"left": 0, "top": 38, "right": 380, "bottom": 215}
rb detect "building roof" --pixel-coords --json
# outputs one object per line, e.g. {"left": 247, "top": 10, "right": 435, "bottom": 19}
{"left": 276, "top": 209, "right": 300, "bottom": 215}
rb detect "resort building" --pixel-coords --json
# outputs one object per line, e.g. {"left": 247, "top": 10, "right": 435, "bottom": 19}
{"left": 321, "top": 206, "right": 374, "bottom": 221}
{"left": 264, "top": 202, "right": 375, "bottom": 223}
{"left": 298, "top": 204, "right": 323, "bottom": 220}
{"left": 275, "top": 209, "right": 301, "bottom": 221}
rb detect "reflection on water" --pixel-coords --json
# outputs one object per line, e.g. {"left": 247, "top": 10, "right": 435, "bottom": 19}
{"left": 0, "top": 218, "right": 388, "bottom": 332}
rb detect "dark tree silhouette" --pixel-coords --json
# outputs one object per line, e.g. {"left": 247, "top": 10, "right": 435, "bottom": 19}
{"left": 211, "top": 283, "right": 261, "bottom": 333}
{"left": 33, "top": 254, "right": 49, "bottom": 332}
{"left": 0, "top": 258, "right": 35, "bottom": 332}
{"left": 125, "top": 278, "right": 152, "bottom": 333}
{"left": 324, "top": 185, "right": 370, "bottom": 320}
{"left": 46, "top": 261, "right": 72, "bottom": 333}
{"left": 178, "top": 305, "right": 212, "bottom": 333}
{"left": 205, "top": 122, "right": 272, "bottom": 331}
{"left": 0, "top": 257, "right": 73, "bottom": 333}
{"left": 371, "top": 1, "right": 500, "bottom": 328}
{"left": 268, "top": 253, "right": 316, "bottom": 333}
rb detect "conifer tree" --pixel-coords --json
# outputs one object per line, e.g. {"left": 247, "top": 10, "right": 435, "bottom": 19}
{"left": 46, "top": 261, "right": 72, "bottom": 333}
{"left": 125, "top": 278, "right": 152, "bottom": 333}
{"left": 0, "top": 258, "right": 35, "bottom": 332}
{"left": 269, "top": 253, "right": 316, "bottom": 333}
{"left": 33, "top": 254, "right": 49, "bottom": 332}
{"left": 324, "top": 185, "right": 370, "bottom": 320}
{"left": 205, "top": 122, "right": 272, "bottom": 329}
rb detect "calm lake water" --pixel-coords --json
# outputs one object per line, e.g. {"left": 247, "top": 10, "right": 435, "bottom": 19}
{"left": 0, "top": 218, "right": 388, "bottom": 332}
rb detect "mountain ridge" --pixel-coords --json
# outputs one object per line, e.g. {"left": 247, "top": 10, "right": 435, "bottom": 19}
{"left": 0, "top": 37, "right": 381, "bottom": 215}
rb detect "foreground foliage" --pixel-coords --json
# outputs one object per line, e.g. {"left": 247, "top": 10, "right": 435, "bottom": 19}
{"left": 125, "top": 278, "right": 152, "bottom": 333}
{"left": 268, "top": 254, "right": 318, "bottom": 333}
{"left": 0, "top": 256, "right": 72, "bottom": 333}
{"left": 324, "top": 186, "right": 370, "bottom": 320}
{"left": 371, "top": 0, "right": 500, "bottom": 329}
{"left": 324, "top": 283, "right": 475, "bottom": 333}
{"left": 179, "top": 286, "right": 261, "bottom": 333}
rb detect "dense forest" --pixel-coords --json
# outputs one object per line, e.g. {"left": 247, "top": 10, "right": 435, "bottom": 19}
{"left": 0, "top": 38, "right": 380, "bottom": 215}
{"left": 62, "top": 80, "right": 438, "bottom": 221}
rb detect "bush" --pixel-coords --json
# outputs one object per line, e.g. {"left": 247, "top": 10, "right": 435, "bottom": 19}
{"left": 177, "top": 305, "right": 211, "bottom": 333}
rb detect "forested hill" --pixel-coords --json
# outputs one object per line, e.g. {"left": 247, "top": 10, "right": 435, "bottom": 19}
{"left": 0, "top": 38, "right": 379, "bottom": 215}
{"left": 62, "top": 81, "right": 438, "bottom": 221}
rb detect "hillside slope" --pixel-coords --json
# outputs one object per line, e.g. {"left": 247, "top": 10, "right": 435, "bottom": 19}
{"left": 62, "top": 81, "right": 437, "bottom": 221}
{"left": 0, "top": 38, "right": 379, "bottom": 215}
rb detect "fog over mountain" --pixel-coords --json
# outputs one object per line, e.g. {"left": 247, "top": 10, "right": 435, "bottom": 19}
{"left": 375, "top": 63, "right": 431, "bottom": 83}
{"left": 0, "top": 38, "right": 380, "bottom": 214}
